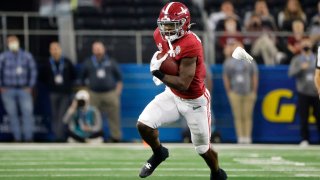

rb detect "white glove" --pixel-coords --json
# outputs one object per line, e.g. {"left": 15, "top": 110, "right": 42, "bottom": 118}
{"left": 232, "top": 46, "right": 253, "bottom": 63}
{"left": 168, "top": 49, "right": 175, "bottom": 58}
{"left": 150, "top": 51, "right": 168, "bottom": 72}
{"left": 152, "top": 76, "right": 163, "bottom": 86}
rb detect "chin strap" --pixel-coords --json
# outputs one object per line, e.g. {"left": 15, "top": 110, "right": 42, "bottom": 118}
{"left": 166, "top": 38, "right": 176, "bottom": 57}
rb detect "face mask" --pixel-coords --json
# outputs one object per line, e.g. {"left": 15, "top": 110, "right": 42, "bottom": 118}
{"left": 302, "top": 46, "right": 311, "bottom": 52}
{"left": 8, "top": 42, "right": 19, "bottom": 52}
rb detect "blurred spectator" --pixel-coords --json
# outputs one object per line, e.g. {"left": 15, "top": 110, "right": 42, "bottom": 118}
{"left": 63, "top": 90, "right": 103, "bottom": 143}
{"left": 74, "top": 0, "right": 103, "bottom": 11}
{"left": 284, "top": 19, "right": 306, "bottom": 64}
{"left": 315, "top": 47, "right": 320, "bottom": 96}
{"left": 0, "top": 35, "right": 37, "bottom": 142}
{"left": 277, "top": 0, "right": 306, "bottom": 31}
{"left": 80, "top": 41, "right": 123, "bottom": 142}
{"left": 245, "top": 14, "right": 285, "bottom": 65}
{"left": 244, "top": 0, "right": 277, "bottom": 31}
{"left": 217, "top": 17, "right": 243, "bottom": 63}
{"left": 223, "top": 42, "right": 258, "bottom": 144}
{"left": 207, "top": 0, "right": 240, "bottom": 32}
{"left": 309, "top": 1, "right": 320, "bottom": 47}
{"left": 38, "top": 42, "right": 76, "bottom": 142}
{"left": 288, "top": 37, "right": 320, "bottom": 147}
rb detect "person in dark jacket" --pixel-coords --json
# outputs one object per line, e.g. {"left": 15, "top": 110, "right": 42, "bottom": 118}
{"left": 80, "top": 41, "right": 123, "bottom": 142}
{"left": 38, "top": 41, "right": 76, "bottom": 142}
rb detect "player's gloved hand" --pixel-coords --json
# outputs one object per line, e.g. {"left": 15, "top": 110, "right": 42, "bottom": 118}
{"left": 152, "top": 76, "right": 163, "bottom": 86}
{"left": 150, "top": 51, "right": 168, "bottom": 72}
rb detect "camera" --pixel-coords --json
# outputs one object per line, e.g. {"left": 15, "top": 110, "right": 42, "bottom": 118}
{"left": 77, "top": 99, "right": 86, "bottom": 108}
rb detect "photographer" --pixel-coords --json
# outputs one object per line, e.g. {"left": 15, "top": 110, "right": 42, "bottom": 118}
{"left": 63, "top": 90, "right": 103, "bottom": 143}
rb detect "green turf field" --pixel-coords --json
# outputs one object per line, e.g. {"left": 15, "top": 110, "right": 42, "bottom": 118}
{"left": 0, "top": 143, "right": 319, "bottom": 180}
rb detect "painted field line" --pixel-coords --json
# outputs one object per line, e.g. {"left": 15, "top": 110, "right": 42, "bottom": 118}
{"left": 0, "top": 162, "right": 244, "bottom": 166}
{"left": 0, "top": 162, "right": 212, "bottom": 166}
{"left": 0, "top": 143, "right": 319, "bottom": 151}
{"left": 0, "top": 168, "right": 320, "bottom": 172}
{"left": 0, "top": 174, "right": 320, "bottom": 178}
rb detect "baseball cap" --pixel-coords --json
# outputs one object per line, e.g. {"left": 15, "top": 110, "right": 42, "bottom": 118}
{"left": 75, "top": 90, "right": 89, "bottom": 100}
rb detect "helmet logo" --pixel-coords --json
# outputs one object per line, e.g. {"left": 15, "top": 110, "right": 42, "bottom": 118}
{"left": 177, "top": 7, "right": 188, "bottom": 15}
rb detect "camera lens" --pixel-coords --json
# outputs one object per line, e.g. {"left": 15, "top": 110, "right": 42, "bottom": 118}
{"left": 77, "top": 99, "right": 86, "bottom": 108}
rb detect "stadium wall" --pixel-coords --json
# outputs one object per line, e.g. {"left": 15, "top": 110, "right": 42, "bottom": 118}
{"left": 0, "top": 64, "right": 319, "bottom": 143}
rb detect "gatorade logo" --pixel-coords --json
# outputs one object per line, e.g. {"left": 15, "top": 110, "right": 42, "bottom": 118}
{"left": 262, "top": 89, "right": 315, "bottom": 123}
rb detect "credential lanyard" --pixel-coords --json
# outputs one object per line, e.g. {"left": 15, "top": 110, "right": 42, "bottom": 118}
{"left": 300, "top": 54, "right": 316, "bottom": 62}
{"left": 91, "top": 55, "right": 110, "bottom": 69}
{"left": 50, "top": 57, "right": 64, "bottom": 75}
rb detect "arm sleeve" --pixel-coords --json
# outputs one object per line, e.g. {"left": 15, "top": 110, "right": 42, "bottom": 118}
{"left": 63, "top": 108, "right": 73, "bottom": 124}
{"left": 28, "top": 53, "right": 37, "bottom": 87}
{"left": 180, "top": 42, "right": 201, "bottom": 58}
{"left": 79, "top": 60, "right": 89, "bottom": 86}
{"left": 288, "top": 57, "right": 301, "bottom": 77}
{"left": 222, "top": 61, "right": 230, "bottom": 78}
{"left": 112, "top": 61, "right": 123, "bottom": 82}
{"left": 0, "top": 53, "right": 4, "bottom": 86}
{"left": 67, "top": 59, "right": 77, "bottom": 85}
{"left": 251, "top": 61, "right": 259, "bottom": 76}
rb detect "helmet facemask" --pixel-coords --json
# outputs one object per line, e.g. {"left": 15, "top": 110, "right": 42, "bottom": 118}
{"left": 158, "top": 18, "right": 187, "bottom": 42}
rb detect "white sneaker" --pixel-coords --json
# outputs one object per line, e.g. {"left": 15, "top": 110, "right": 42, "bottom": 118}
{"left": 244, "top": 137, "right": 252, "bottom": 144}
{"left": 87, "top": 137, "right": 104, "bottom": 144}
{"left": 67, "top": 137, "right": 77, "bottom": 143}
{"left": 299, "top": 140, "right": 309, "bottom": 147}
{"left": 237, "top": 137, "right": 245, "bottom": 144}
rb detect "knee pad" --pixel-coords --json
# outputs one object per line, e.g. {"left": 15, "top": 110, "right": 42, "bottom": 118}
{"left": 195, "top": 144, "right": 210, "bottom": 154}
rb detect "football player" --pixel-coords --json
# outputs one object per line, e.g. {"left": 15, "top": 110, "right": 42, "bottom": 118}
{"left": 136, "top": 2, "right": 228, "bottom": 179}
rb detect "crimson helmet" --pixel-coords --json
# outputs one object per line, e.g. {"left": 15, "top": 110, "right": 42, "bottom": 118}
{"left": 157, "top": 2, "right": 191, "bottom": 42}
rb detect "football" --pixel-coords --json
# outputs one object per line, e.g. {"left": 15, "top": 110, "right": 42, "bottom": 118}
{"left": 157, "top": 53, "right": 179, "bottom": 75}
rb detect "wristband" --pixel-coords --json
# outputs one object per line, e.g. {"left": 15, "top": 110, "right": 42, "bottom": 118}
{"left": 152, "top": 70, "right": 165, "bottom": 80}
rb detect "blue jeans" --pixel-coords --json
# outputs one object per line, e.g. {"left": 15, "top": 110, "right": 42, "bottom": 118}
{"left": 1, "top": 88, "right": 34, "bottom": 141}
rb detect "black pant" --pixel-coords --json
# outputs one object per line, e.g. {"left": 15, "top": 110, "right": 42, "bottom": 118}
{"left": 298, "top": 93, "right": 320, "bottom": 142}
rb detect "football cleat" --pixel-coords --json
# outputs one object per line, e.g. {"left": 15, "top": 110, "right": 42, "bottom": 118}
{"left": 139, "top": 146, "right": 169, "bottom": 178}
{"left": 210, "top": 168, "right": 227, "bottom": 180}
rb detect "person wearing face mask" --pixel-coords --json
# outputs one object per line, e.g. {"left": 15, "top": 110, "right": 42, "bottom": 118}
{"left": 216, "top": 17, "right": 243, "bottom": 63}
{"left": 289, "top": 37, "right": 320, "bottom": 147}
{"left": 0, "top": 35, "right": 37, "bottom": 142}
{"left": 38, "top": 42, "right": 76, "bottom": 142}
{"left": 80, "top": 41, "right": 123, "bottom": 142}
{"left": 63, "top": 90, "right": 103, "bottom": 143}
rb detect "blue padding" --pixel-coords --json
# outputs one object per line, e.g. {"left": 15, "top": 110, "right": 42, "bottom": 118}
{"left": 0, "top": 64, "right": 318, "bottom": 143}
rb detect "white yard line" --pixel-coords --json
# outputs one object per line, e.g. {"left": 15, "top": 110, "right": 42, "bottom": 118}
{"left": 0, "top": 174, "right": 320, "bottom": 178}
{"left": 0, "top": 168, "right": 319, "bottom": 172}
{"left": 0, "top": 143, "right": 319, "bottom": 150}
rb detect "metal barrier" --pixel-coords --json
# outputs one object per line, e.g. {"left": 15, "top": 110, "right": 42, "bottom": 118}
{"left": 0, "top": 11, "right": 297, "bottom": 64}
